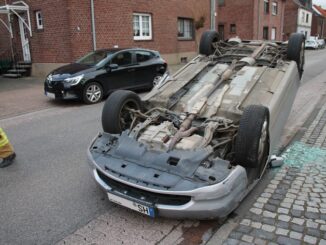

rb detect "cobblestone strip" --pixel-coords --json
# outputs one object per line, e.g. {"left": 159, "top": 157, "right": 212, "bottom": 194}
{"left": 224, "top": 165, "right": 326, "bottom": 245}
{"left": 301, "top": 103, "right": 326, "bottom": 147}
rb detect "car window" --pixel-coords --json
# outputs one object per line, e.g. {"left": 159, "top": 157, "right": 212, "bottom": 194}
{"left": 76, "top": 50, "right": 109, "bottom": 66}
{"left": 136, "top": 51, "right": 153, "bottom": 63}
{"left": 111, "top": 52, "right": 132, "bottom": 66}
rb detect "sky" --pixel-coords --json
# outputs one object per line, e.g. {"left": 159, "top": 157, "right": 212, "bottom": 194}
{"left": 313, "top": 0, "right": 326, "bottom": 8}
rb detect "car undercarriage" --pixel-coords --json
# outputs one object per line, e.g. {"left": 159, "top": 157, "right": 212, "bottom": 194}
{"left": 88, "top": 31, "right": 305, "bottom": 219}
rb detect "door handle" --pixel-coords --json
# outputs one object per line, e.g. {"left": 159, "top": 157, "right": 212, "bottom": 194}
{"left": 128, "top": 69, "right": 135, "bottom": 72}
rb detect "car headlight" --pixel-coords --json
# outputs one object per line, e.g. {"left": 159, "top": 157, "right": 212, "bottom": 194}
{"left": 64, "top": 74, "right": 84, "bottom": 85}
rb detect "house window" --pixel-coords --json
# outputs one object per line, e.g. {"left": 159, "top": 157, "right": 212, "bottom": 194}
{"left": 35, "top": 10, "right": 43, "bottom": 30}
{"left": 218, "top": 24, "right": 225, "bottom": 40}
{"left": 271, "top": 27, "right": 276, "bottom": 40}
{"left": 230, "top": 24, "right": 236, "bottom": 34}
{"left": 264, "top": 0, "right": 269, "bottom": 14}
{"left": 178, "top": 18, "right": 194, "bottom": 39}
{"left": 306, "top": 13, "right": 309, "bottom": 23}
{"left": 263, "top": 26, "right": 269, "bottom": 40}
{"left": 218, "top": 0, "right": 225, "bottom": 6}
{"left": 133, "top": 13, "right": 152, "bottom": 40}
{"left": 301, "top": 12, "right": 305, "bottom": 23}
{"left": 272, "top": 2, "right": 278, "bottom": 15}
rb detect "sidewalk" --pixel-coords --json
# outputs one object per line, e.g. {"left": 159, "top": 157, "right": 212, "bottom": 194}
{"left": 207, "top": 102, "right": 326, "bottom": 245}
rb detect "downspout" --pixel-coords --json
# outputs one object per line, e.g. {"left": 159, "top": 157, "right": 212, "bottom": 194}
{"left": 210, "top": 0, "right": 216, "bottom": 30}
{"left": 281, "top": 0, "right": 285, "bottom": 40}
{"left": 257, "top": 0, "right": 260, "bottom": 39}
{"left": 90, "top": 0, "right": 96, "bottom": 51}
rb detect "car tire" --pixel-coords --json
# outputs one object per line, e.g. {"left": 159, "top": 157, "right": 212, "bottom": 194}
{"left": 102, "top": 90, "right": 142, "bottom": 134}
{"left": 234, "top": 105, "right": 270, "bottom": 169}
{"left": 83, "top": 82, "right": 103, "bottom": 104}
{"left": 199, "top": 30, "right": 220, "bottom": 56}
{"left": 287, "top": 33, "right": 305, "bottom": 77}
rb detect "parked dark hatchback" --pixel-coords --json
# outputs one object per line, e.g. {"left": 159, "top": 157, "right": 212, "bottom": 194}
{"left": 44, "top": 48, "right": 167, "bottom": 104}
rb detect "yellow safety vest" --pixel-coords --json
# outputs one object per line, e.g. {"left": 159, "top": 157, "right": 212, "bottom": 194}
{"left": 0, "top": 128, "right": 9, "bottom": 148}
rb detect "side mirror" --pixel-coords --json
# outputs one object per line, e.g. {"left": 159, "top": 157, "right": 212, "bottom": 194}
{"left": 106, "top": 63, "right": 118, "bottom": 71}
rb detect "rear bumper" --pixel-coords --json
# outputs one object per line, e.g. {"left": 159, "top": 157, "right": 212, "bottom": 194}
{"left": 87, "top": 148, "right": 250, "bottom": 219}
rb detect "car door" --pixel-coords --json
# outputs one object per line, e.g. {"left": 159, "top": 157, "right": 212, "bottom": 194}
{"left": 134, "top": 50, "right": 158, "bottom": 88}
{"left": 99, "top": 51, "right": 136, "bottom": 92}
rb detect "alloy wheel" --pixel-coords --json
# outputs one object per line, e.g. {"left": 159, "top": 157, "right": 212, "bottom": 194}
{"left": 258, "top": 120, "right": 268, "bottom": 162}
{"left": 86, "top": 84, "right": 102, "bottom": 103}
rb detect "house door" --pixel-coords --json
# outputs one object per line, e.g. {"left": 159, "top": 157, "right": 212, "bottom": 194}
{"left": 18, "top": 15, "right": 31, "bottom": 62}
{"left": 218, "top": 24, "right": 224, "bottom": 40}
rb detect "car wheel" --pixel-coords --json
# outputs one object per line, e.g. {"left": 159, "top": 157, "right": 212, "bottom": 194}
{"left": 287, "top": 33, "right": 305, "bottom": 77}
{"left": 234, "top": 105, "right": 270, "bottom": 169}
{"left": 199, "top": 30, "right": 220, "bottom": 56}
{"left": 83, "top": 82, "right": 103, "bottom": 104}
{"left": 102, "top": 90, "right": 142, "bottom": 134}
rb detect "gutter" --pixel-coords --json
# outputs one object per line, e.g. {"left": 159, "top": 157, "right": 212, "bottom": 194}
{"left": 90, "top": 0, "right": 96, "bottom": 50}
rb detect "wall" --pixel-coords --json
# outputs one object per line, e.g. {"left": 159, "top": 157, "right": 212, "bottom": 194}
{"left": 284, "top": 0, "right": 313, "bottom": 40}
{"left": 0, "top": 15, "right": 12, "bottom": 59}
{"left": 253, "top": 0, "right": 286, "bottom": 40}
{"left": 311, "top": 14, "right": 323, "bottom": 37}
{"left": 284, "top": 0, "right": 299, "bottom": 40}
{"left": 298, "top": 8, "right": 312, "bottom": 28}
{"left": 0, "top": 0, "right": 72, "bottom": 64}
{"left": 0, "top": 0, "right": 211, "bottom": 76}
{"left": 0, "top": 0, "right": 21, "bottom": 62}
{"left": 68, "top": 0, "right": 211, "bottom": 64}
{"left": 297, "top": 26, "right": 311, "bottom": 37}
{"left": 297, "top": 8, "right": 313, "bottom": 37}
{"left": 29, "top": 0, "right": 72, "bottom": 63}
{"left": 217, "top": 0, "right": 285, "bottom": 41}
{"left": 312, "top": 5, "right": 326, "bottom": 38}
{"left": 217, "top": 0, "right": 255, "bottom": 40}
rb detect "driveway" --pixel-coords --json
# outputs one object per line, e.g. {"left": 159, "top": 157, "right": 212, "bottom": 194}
{"left": 0, "top": 76, "right": 53, "bottom": 119}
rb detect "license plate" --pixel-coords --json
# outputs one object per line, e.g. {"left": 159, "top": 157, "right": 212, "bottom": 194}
{"left": 45, "top": 92, "right": 55, "bottom": 99}
{"left": 108, "top": 192, "right": 155, "bottom": 217}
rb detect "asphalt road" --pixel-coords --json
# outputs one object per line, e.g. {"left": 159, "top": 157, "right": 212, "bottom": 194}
{"left": 0, "top": 104, "right": 109, "bottom": 244}
{"left": 1, "top": 49, "right": 326, "bottom": 245}
{"left": 302, "top": 48, "right": 326, "bottom": 83}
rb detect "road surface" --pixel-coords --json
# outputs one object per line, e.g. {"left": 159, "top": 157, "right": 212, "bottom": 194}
{"left": 0, "top": 49, "right": 326, "bottom": 244}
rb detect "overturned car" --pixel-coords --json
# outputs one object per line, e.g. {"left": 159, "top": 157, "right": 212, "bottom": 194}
{"left": 88, "top": 31, "right": 305, "bottom": 219}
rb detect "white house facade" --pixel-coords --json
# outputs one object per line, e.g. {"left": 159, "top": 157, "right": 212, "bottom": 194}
{"left": 297, "top": 7, "right": 313, "bottom": 37}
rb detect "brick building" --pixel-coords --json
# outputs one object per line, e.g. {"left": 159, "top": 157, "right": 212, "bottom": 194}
{"left": 216, "top": 0, "right": 286, "bottom": 41}
{"left": 311, "top": 4, "right": 326, "bottom": 38}
{"left": 0, "top": 0, "right": 212, "bottom": 76}
{"left": 283, "top": 0, "right": 313, "bottom": 40}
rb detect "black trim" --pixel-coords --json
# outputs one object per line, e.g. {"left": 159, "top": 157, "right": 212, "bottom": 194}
{"left": 97, "top": 170, "right": 191, "bottom": 206}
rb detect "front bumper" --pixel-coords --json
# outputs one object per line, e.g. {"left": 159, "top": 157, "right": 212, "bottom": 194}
{"left": 44, "top": 82, "right": 82, "bottom": 100}
{"left": 88, "top": 149, "right": 250, "bottom": 219}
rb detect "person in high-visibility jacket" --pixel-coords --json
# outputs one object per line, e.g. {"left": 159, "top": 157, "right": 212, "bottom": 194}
{"left": 0, "top": 128, "right": 16, "bottom": 168}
